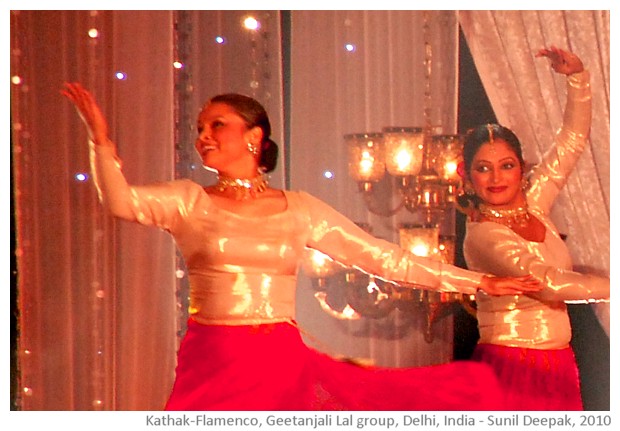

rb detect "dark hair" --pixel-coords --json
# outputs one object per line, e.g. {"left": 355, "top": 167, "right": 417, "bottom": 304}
{"left": 458, "top": 123, "right": 525, "bottom": 210}
{"left": 209, "top": 93, "right": 279, "bottom": 173}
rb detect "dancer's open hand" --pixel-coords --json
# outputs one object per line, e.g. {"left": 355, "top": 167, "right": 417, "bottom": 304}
{"left": 536, "top": 45, "right": 584, "bottom": 75}
{"left": 61, "top": 82, "right": 111, "bottom": 146}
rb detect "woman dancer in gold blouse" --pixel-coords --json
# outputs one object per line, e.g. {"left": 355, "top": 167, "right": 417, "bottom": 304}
{"left": 62, "top": 82, "right": 540, "bottom": 410}
{"left": 459, "top": 46, "right": 610, "bottom": 410}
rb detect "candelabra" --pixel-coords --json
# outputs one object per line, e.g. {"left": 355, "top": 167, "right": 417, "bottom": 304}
{"left": 303, "top": 12, "right": 475, "bottom": 343}
{"left": 304, "top": 129, "right": 473, "bottom": 342}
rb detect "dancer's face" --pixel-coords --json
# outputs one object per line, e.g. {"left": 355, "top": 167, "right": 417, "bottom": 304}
{"left": 469, "top": 139, "right": 525, "bottom": 208}
{"left": 195, "top": 102, "right": 260, "bottom": 175}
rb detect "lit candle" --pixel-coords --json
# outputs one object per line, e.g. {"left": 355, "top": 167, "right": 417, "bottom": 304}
{"left": 383, "top": 127, "right": 424, "bottom": 176}
{"left": 399, "top": 225, "right": 440, "bottom": 260}
{"left": 346, "top": 133, "right": 385, "bottom": 183}
{"left": 432, "top": 134, "right": 464, "bottom": 182}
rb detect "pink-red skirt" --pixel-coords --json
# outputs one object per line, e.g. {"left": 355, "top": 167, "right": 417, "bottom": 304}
{"left": 165, "top": 319, "right": 506, "bottom": 411}
{"left": 472, "top": 343, "right": 583, "bottom": 410}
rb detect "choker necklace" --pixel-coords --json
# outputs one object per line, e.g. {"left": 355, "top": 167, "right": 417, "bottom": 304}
{"left": 479, "top": 203, "right": 531, "bottom": 228}
{"left": 216, "top": 174, "right": 268, "bottom": 200}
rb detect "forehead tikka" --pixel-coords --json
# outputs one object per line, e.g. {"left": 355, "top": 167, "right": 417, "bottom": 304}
{"left": 486, "top": 123, "right": 496, "bottom": 154}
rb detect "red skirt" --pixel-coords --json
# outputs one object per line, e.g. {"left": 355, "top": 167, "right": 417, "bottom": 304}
{"left": 165, "top": 320, "right": 506, "bottom": 411}
{"left": 472, "top": 343, "right": 583, "bottom": 410}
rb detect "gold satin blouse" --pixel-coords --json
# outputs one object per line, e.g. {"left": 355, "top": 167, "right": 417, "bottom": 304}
{"left": 464, "top": 71, "right": 610, "bottom": 349}
{"left": 90, "top": 146, "right": 486, "bottom": 326}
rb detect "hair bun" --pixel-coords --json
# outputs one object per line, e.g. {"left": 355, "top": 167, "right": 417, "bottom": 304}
{"left": 260, "top": 138, "right": 279, "bottom": 173}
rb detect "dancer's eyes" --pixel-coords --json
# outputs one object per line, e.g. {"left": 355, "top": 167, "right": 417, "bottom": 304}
{"left": 196, "top": 120, "right": 225, "bottom": 136}
{"left": 473, "top": 161, "right": 517, "bottom": 173}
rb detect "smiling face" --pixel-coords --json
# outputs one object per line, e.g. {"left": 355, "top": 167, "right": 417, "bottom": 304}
{"left": 195, "top": 102, "right": 262, "bottom": 177}
{"left": 468, "top": 139, "right": 526, "bottom": 208}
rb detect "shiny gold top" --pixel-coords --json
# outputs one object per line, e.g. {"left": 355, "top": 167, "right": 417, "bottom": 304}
{"left": 464, "top": 71, "right": 609, "bottom": 349}
{"left": 90, "top": 148, "right": 488, "bottom": 326}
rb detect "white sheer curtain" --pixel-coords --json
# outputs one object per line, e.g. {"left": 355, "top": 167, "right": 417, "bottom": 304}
{"left": 12, "top": 10, "right": 178, "bottom": 410}
{"left": 289, "top": 11, "right": 461, "bottom": 367}
{"left": 459, "top": 10, "right": 610, "bottom": 335}
{"left": 11, "top": 10, "right": 286, "bottom": 411}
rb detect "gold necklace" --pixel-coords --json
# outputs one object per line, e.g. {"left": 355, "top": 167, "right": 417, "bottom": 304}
{"left": 479, "top": 203, "right": 531, "bottom": 228}
{"left": 215, "top": 174, "right": 268, "bottom": 200}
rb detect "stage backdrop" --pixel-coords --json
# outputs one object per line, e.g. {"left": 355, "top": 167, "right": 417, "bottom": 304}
{"left": 11, "top": 10, "right": 609, "bottom": 411}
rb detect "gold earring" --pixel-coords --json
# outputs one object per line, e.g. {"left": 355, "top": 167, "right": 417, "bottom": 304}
{"left": 521, "top": 176, "right": 529, "bottom": 191}
{"left": 464, "top": 182, "right": 476, "bottom": 196}
{"left": 247, "top": 142, "right": 259, "bottom": 156}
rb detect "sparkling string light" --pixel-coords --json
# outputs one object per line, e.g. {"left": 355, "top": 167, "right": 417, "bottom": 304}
{"left": 85, "top": 9, "right": 111, "bottom": 411}
{"left": 90, "top": 11, "right": 103, "bottom": 410}
{"left": 245, "top": 15, "right": 261, "bottom": 96}
{"left": 423, "top": 11, "right": 433, "bottom": 131}
{"left": 243, "top": 15, "right": 260, "bottom": 31}
{"left": 11, "top": 8, "right": 31, "bottom": 411}
{"left": 172, "top": 10, "right": 193, "bottom": 345}
{"left": 242, "top": 13, "right": 272, "bottom": 101}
